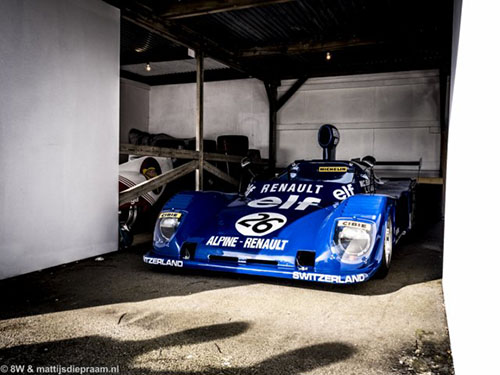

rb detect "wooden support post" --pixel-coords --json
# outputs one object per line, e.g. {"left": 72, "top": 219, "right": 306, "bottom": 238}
{"left": 196, "top": 50, "right": 204, "bottom": 191}
{"left": 264, "top": 77, "right": 305, "bottom": 170}
{"left": 265, "top": 81, "right": 278, "bottom": 171}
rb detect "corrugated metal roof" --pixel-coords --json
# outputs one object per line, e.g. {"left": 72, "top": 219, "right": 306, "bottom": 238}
{"left": 114, "top": 0, "right": 453, "bottom": 84}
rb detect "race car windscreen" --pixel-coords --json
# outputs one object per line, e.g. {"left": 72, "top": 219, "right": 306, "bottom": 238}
{"left": 279, "top": 162, "right": 354, "bottom": 183}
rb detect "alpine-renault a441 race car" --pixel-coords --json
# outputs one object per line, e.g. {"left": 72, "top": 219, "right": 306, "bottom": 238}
{"left": 144, "top": 124, "right": 416, "bottom": 284}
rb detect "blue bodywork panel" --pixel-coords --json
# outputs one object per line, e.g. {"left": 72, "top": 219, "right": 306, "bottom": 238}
{"left": 144, "top": 160, "right": 415, "bottom": 284}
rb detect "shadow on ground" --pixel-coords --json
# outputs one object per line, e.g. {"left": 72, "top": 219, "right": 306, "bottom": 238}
{"left": 0, "top": 321, "right": 354, "bottom": 374}
{"left": 0, "top": 221, "right": 443, "bottom": 320}
{"left": 392, "top": 330, "right": 454, "bottom": 374}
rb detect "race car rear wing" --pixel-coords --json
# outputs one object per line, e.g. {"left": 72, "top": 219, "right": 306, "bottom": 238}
{"left": 373, "top": 158, "right": 422, "bottom": 180}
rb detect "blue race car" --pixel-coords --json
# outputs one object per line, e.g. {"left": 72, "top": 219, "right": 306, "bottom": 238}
{"left": 144, "top": 125, "right": 416, "bottom": 284}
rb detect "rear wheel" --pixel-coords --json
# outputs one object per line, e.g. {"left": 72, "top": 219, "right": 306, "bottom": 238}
{"left": 375, "top": 216, "right": 393, "bottom": 279}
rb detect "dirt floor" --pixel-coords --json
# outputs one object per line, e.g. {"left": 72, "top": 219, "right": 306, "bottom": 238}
{"left": 0, "top": 222, "right": 453, "bottom": 375}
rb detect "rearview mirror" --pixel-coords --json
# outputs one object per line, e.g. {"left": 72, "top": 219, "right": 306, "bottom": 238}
{"left": 241, "top": 157, "right": 251, "bottom": 169}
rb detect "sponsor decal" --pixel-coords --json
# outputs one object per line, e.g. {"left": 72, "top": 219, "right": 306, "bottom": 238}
{"left": 243, "top": 237, "right": 288, "bottom": 250}
{"left": 248, "top": 195, "right": 322, "bottom": 211}
{"left": 318, "top": 166, "right": 348, "bottom": 172}
{"left": 206, "top": 236, "right": 239, "bottom": 248}
{"left": 235, "top": 212, "right": 287, "bottom": 237}
{"left": 205, "top": 235, "right": 289, "bottom": 250}
{"left": 259, "top": 183, "right": 324, "bottom": 195}
{"left": 159, "top": 212, "right": 182, "bottom": 219}
{"left": 339, "top": 220, "right": 372, "bottom": 231}
{"left": 332, "top": 183, "right": 355, "bottom": 200}
{"left": 144, "top": 256, "right": 183, "bottom": 267}
{"left": 292, "top": 272, "right": 368, "bottom": 284}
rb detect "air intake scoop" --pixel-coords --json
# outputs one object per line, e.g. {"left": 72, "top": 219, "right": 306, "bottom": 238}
{"left": 318, "top": 124, "right": 340, "bottom": 161}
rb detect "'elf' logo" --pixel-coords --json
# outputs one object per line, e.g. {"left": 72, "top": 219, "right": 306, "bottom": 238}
{"left": 332, "top": 184, "right": 355, "bottom": 200}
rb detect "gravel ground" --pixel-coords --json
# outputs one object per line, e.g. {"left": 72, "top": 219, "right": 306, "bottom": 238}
{"left": 0, "top": 222, "right": 453, "bottom": 375}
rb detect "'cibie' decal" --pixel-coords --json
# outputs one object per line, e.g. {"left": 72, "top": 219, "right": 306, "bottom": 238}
{"left": 339, "top": 220, "right": 372, "bottom": 231}
{"left": 235, "top": 212, "right": 287, "bottom": 237}
{"left": 318, "top": 166, "right": 348, "bottom": 172}
{"left": 159, "top": 212, "right": 182, "bottom": 219}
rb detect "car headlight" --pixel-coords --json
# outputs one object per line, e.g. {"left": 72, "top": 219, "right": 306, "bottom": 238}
{"left": 332, "top": 220, "right": 373, "bottom": 264}
{"left": 156, "top": 212, "right": 182, "bottom": 242}
{"left": 160, "top": 217, "right": 179, "bottom": 240}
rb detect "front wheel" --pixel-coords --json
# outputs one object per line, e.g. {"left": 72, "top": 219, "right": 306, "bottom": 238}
{"left": 374, "top": 216, "right": 393, "bottom": 279}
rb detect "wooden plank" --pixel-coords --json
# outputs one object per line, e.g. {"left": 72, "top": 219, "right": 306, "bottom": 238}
{"left": 417, "top": 177, "right": 444, "bottom": 185}
{"left": 120, "top": 144, "right": 198, "bottom": 159}
{"left": 161, "top": 0, "right": 295, "bottom": 19}
{"left": 240, "top": 39, "right": 377, "bottom": 57}
{"left": 119, "top": 161, "right": 197, "bottom": 205}
{"left": 203, "top": 161, "right": 239, "bottom": 186}
{"left": 196, "top": 50, "right": 205, "bottom": 191}
{"left": 204, "top": 152, "right": 244, "bottom": 163}
{"left": 120, "top": 144, "right": 269, "bottom": 165}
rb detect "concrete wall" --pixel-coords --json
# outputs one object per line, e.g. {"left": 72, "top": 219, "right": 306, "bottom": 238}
{"left": 149, "top": 79, "right": 269, "bottom": 156}
{"left": 0, "top": 0, "right": 120, "bottom": 279}
{"left": 144, "top": 70, "right": 440, "bottom": 168}
{"left": 277, "top": 70, "right": 440, "bottom": 169}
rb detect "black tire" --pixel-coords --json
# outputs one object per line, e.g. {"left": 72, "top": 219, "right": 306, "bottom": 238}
{"left": 374, "top": 216, "right": 393, "bottom": 279}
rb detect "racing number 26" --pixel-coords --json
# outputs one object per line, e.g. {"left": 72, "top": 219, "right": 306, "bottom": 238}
{"left": 235, "top": 212, "right": 288, "bottom": 237}
{"left": 238, "top": 213, "right": 284, "bottom": 234}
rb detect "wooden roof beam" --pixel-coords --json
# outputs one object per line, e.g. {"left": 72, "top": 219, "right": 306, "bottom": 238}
{"left": 161, "top": 0, "right": 296, "bottom": 19}
{"left": 240, "top": 39, "right": 378, "bottom": 57}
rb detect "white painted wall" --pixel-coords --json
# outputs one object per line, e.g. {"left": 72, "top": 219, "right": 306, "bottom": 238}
{"left": 443, "top": 1, "right": 500, "bottom": 374}
{"left": 149, "top": 78, "right": 269, "bottom": 156}
{"left": 120, "top": 78, "right": 150, "bottom": 144}
{"left": 277, "top": 70, "right": 441, "bottom": 169}
{"left": 0, "top": 0, "right": 120, "bottom": 279}
{"left": 145, "top": 71, "right": 440, "bottom": 168}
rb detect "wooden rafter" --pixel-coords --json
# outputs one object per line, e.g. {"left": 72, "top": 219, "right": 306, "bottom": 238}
{"left": 240, "top": 39, "right": 377, "bottom": 57}
{"left": 161, "top": 0, "right": 296, "bottom": 19}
